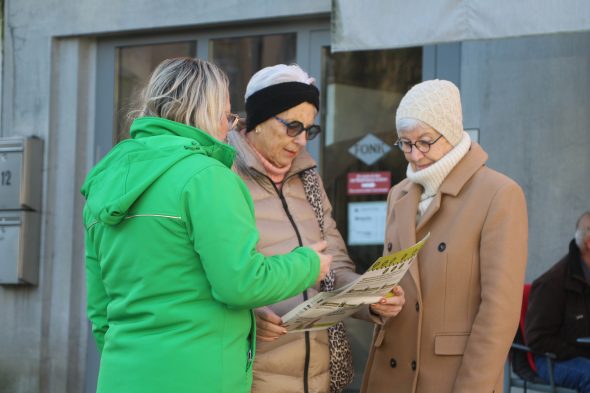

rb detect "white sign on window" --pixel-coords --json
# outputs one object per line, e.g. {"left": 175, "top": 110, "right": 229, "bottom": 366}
{"left": 348, "top": 133, "right": 391, "bottom": 166}
{"left": 348, "top": 201, "right": 387, "bottom": 245}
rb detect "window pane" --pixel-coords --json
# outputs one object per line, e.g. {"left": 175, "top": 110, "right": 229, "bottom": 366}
{"left": 210, "top": 34, "right": 296, "bottom": 116}
{"left": 115, "top": 42, "right": 196, "bottom": 142}
{"left": 321, "top": 47, "right": 422, "bottom": 273}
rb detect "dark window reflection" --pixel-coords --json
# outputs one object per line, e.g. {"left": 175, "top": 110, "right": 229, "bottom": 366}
{"left": 321, "top": 47, "right": 422, "bottom": 272}
{"left": 210, "top": 34, "right": 296, "bottom": 116}
{"left": 115, "top": 42, "right": 196, "bottom": 142}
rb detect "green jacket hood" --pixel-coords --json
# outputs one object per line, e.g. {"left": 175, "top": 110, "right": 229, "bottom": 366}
{"left": 81, "top": 117, "right": 235, "bottom": 226}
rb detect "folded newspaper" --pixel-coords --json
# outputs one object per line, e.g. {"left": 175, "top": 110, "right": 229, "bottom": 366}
{"left": 282, "top": 233, "right": 430, "bottom": 333}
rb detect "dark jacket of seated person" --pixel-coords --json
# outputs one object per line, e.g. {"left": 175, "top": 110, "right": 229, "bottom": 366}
{"left": 526, "top": 239, "right": 590, "bottom": 360}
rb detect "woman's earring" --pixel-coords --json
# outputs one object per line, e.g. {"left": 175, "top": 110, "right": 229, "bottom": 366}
{"left": 255, "top": 127, "right": 261, "bottom": 134}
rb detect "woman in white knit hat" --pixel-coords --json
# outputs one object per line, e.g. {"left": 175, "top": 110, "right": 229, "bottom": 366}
{"left": 361, "top": 79, "right": 529, "bottom": 393}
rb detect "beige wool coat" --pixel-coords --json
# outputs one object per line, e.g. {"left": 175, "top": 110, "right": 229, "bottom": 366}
{"left": 361, "top": 142, "right": 528, "bottom": 393}
{"left": 228, "top": 130, "right": 358, "bottom": 393}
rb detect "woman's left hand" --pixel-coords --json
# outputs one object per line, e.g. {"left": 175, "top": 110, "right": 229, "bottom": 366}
{"left": 369, "top": 285, "right": 406, "bottom": 318}
{"left": 254, "top": 306, "right": 287, "bottom": 342}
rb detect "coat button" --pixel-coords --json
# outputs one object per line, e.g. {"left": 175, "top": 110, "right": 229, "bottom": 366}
{"left": 438, "top": 242, "right": 446, "bottom": 252}
{"left": 387, "top": 242, "right": 393, "bottom": 252}
{"left": 390, "top": 358, "right": 397, "bottom": 368}
{"left": 411, "top": 360, "right": 417, "bottom": 370}
{"left": 415, "top": 302, "right": 420, "bottom": 312}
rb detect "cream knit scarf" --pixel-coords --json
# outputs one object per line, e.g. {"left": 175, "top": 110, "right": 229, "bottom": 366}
{"left": 406, "top": 131, "right": 471, "bottom": 220}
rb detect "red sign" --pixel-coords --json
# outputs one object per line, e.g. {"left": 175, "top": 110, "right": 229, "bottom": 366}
{"left": 347, "top": 172, "right": 391, "bottom": 195}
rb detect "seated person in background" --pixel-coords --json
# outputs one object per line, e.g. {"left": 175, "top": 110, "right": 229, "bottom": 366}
{"left": 526, "top": 211, "right": 590, "bottom": 393}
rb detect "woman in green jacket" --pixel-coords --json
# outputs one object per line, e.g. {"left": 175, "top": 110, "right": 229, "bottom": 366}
{"left": 81, "top": 57, "right": 332, "bottom": 393}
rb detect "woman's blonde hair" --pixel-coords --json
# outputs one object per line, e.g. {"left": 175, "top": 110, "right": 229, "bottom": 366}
{"left": 135, "top": 57, "right": 229, "bottom": 139}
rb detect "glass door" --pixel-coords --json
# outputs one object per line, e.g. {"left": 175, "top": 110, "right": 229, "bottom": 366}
{"left": 320, "top": 46, "right": 422, "bottom": 393}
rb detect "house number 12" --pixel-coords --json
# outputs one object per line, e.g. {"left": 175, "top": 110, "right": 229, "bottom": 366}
{"left": 1, "top": 170, "right": 12, "bottom": 186}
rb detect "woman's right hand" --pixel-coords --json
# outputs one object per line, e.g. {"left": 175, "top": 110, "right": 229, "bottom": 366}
{"left": 308, "top": 241, "right": 333, "bottom": 285}
{"left": 254, "top": 306, "right": 287, "bottom": 342}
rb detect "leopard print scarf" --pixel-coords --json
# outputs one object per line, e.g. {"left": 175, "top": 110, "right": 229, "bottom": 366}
{"left": 300, "top": 168, "right": 354, "bottom": 393}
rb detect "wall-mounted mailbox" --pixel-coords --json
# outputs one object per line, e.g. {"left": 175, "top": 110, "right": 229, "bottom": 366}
{"left": 0, "top": 137, "right": 43, "bottom": 285}
{"left": 0, "top": 137, "right": 43, "bottom": 211}
{"left": 0, "top": 211, "right": 41, "bottom": 285}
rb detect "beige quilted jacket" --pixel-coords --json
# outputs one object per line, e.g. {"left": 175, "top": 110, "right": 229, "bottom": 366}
{"left": 228, "top": 130, "right": 358, "bottom": 393}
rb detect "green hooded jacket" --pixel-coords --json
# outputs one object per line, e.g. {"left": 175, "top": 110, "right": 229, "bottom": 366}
{"left": 81, "top": 117, "right": 319, "bottom": 393}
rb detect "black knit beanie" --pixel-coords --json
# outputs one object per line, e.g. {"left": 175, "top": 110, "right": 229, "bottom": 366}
{"left": 245, "top": 81, "right": 320, "bottom": 132}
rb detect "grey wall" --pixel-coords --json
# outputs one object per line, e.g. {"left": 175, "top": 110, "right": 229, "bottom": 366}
{"left": 461, "top": 32, "right": 590, "bottom": 280}
{"left": 0, "top": 1, "right": 330, "bottom": 393}
{"left": 0, "top": 0, "right": 3, "bottom": 134}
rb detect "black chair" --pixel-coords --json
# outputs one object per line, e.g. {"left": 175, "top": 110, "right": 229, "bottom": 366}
{"left": 504, "top": 284, "right": 578, "bottom": 393}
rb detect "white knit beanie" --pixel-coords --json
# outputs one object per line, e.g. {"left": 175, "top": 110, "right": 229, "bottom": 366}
{"left": 396, "top": 79, "right": 463, "bottom": 146}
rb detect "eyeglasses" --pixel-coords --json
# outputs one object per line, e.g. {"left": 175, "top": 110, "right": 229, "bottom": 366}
{"left": 227, "top": 113, "right": 240, "bottom": 130}
{"left": 394, "top": 134, "right": 444, "bottom": 153}
{"left": 273, "top": 116, "right": 321, "bottom": 140}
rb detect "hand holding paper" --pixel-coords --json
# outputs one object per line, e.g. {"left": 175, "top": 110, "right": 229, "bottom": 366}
{"left": 281, "top": 233, "right": 429, "bottom": 333}
{"left": 254, "top": 306, "right": 287, "bottom": 342}
{"left": 369, "top": 285, "right": 405, "bottom": 318}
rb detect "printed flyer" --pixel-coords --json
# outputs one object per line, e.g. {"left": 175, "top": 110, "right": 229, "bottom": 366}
{"left": 282, "top": 234, "right": 430, "bottom": 332}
